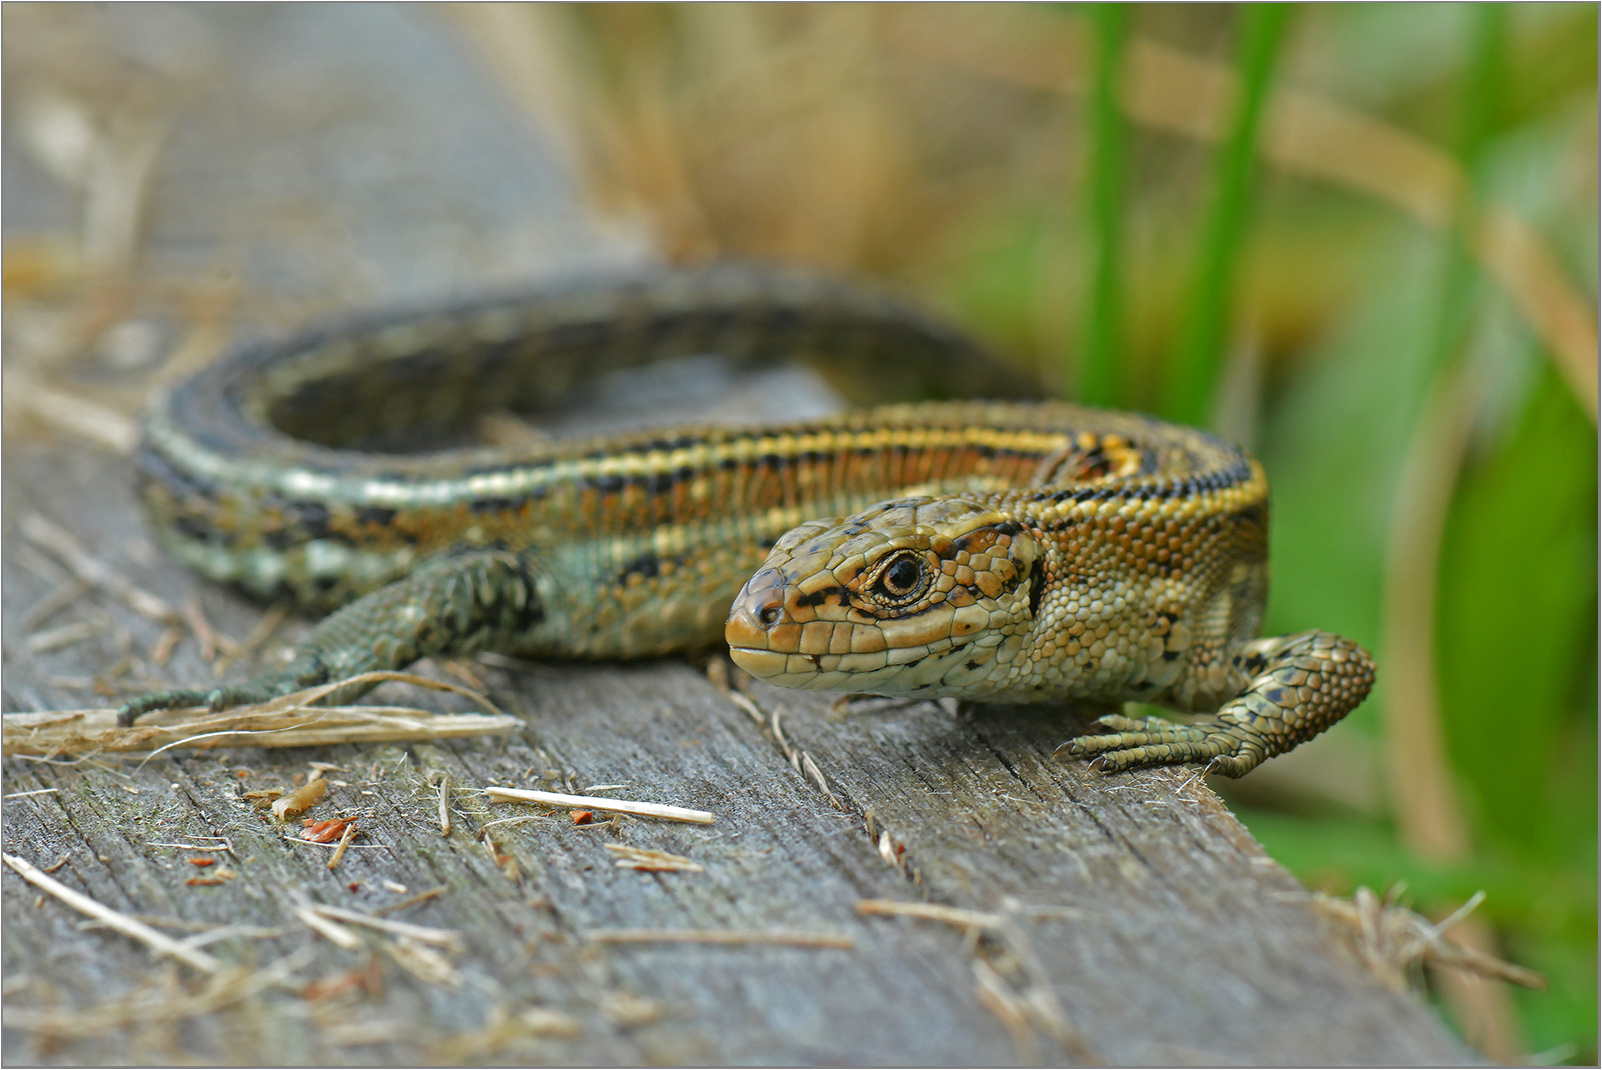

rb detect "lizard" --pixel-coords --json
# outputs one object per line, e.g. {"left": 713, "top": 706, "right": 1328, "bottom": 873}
{"left": 117, "top": 263, "right": 1374, "bottom": 776}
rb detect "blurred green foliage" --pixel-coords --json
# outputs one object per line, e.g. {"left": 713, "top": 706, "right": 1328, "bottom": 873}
{"left": 941, "top": 5, "right": 1598, "bottom": 1059}
{"left": 564, "top": 2, "right": 1595, "bottom": 1058}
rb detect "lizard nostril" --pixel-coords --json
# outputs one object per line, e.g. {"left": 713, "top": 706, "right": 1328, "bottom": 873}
{"left": 759, "top": 605, "right": 781, "bottom": 625}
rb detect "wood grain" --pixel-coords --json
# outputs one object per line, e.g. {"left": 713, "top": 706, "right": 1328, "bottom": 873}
{"left": 1, "top": 6, "right": 1469, "bottom": 1064}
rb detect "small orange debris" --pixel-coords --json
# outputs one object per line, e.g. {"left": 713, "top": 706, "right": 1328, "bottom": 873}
{"left": 301, "top": 970, "right": 364, "bottom": 1001}
{"left": 301, "top": 817, "right": 353, "bottom": 843}
{"left": 572, "top": 811, "right": 595, "bottom": 825}
{"left": 187, "top": 857, "right": 214, "bottom": 867}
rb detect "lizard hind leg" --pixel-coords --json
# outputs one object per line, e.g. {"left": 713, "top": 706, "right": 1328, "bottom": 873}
{"left": 117, "top": 549, "right": 544, "bottom": 726}
{"left": 1058, "top": 631, "right": 1375, "bottom": 777}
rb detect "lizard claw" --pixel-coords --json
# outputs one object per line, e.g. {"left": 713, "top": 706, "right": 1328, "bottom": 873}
{"left": 1056, "top": 715, "right": 1240, "bottom": 776}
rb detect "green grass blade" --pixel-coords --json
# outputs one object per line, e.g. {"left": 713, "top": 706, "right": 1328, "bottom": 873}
{"left": 1077, "top": 2, "right": 1130, "bottom": 407}
{"left": 1162, "top": 3, "right": 1291, "bottom": 427}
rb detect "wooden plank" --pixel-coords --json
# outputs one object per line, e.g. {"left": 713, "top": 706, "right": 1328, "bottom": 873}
{"left": 2, "top": 437, "right": 1471, "bottom": 1064}
{"left": 1, "top": 6, "right": 1470, "bottom": 1064}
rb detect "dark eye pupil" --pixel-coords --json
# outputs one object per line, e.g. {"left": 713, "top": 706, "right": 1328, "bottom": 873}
{"left": 886, "top": 558, "right": 920, "bottom": 592}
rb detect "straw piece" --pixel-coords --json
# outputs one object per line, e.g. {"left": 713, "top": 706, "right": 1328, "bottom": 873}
{"left": 3, "top": 853, "right": 220, "bottom": 973}
{"left": 19, "top": 514, "right": 178, "bottom": 624}
{"left": 296, "top": 905, "right": 361, "bottom": 949}
{"left": 3, "top": 702, "right": 520, "bottom": 758}
{"left": 437, "top": 774, "right": 451, "bottom": 836}
{"left": 308, "top": 904, "right": 462, "bottom": 949}
{"left": 326, "top": 822, "right": 358, "bottom": 870}
{"left": 857, "top": 898, "right": 1001, "bottom": 930}
{"left": 484, "top": 786, "right": 713, "bottom": 825}
{"left": 605, "top": 844, "right": 703, "bottom": 873}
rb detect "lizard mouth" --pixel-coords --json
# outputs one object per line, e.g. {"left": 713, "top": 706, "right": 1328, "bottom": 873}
{"left": 726, "top": 645, "right": 790, "bottom": 681}
{"left": 727, "top": 633, "right": 989, "bottom": 695}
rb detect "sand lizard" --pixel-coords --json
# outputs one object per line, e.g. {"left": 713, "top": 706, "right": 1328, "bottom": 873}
{"left": 118, "top": 265, "right": 1374, "bottom": 775}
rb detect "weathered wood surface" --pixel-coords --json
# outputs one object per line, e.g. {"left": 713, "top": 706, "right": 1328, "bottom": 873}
{"left": 1, "top": 5, "right": 1470, "bottom": 1065}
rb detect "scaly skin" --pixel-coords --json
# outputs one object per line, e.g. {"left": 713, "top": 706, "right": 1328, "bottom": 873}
{"left": 725, "top": 496, "right": 1374, "bottom": 776}
{"left": 118, "top": 264, "right": 1373, "bottom": 775}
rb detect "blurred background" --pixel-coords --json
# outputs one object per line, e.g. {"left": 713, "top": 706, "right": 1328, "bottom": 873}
{"left": 3, "top": 4, "right": 1595, "bottom": 1061}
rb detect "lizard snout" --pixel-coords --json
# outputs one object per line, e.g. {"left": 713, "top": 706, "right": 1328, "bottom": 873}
{"left": 726, "top": 567, "right": 788, "bottom": 638}
{"left": 725, "top": 567, "right": 795, "bottom": 679}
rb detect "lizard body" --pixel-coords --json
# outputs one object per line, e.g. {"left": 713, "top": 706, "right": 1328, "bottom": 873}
{"left": 121, "top": 265, "right": 1373, "bottom": 775}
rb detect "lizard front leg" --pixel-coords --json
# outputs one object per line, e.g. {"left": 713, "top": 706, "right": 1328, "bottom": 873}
{"left": 118, "top": 549, "right": 544, "bottom": 725}
{"left": 1060, "top": 631, "right": 1375, "bottom": 777}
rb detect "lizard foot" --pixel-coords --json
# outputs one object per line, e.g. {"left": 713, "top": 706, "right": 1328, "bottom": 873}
{"left": 117, "top": 688, "right": 221, "bottom": 727}
{"left": 1055, "top": 713, "right": 1263, "bottom": 777}
{"left": 118, "top": 549, "right": 543, "bottom": 727}
{"left": 1055, "top": 630, "right": 1375, "bottom": 777}
{"left": 116, "top": 680, "right": 298, "bottom": 727}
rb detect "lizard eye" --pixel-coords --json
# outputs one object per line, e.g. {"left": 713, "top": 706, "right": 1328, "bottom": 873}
{"left": 872, "top": 551, "right": 929, "bottom": 604}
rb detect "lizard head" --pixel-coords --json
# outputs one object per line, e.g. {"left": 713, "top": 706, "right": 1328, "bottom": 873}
{"left": 725, "top": 497, "right": 1040, "bottom": 697}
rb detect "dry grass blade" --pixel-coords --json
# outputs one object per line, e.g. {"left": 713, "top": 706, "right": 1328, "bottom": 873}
{"left": 888, "top": 12, "right": 1598, "bottom": 421}
{"left": 18, "top": 577, "right": 93, "bottom": 632}
{"left": 3, "top": 853, "right": 220, "bottom": 973}
{"left": 724, "top": 689, "right": 766, "bottom": 726}
{"left": 151, "top": 625, "right": 184, "bottom": 666}
{"left": 283, "top": 837, "right": 387, "bottom": 853}
{"left": 437, "top": 773, "right": 452, "bottom": 836}
{"left": 326, "top": 821, "right": 358, "bottom": 870}
{"left": 799, "top": 751, "right": 845, "bottom": 810}
{"left": 295, "top": 905, "right": 361, "bottom": 950}
{"left": 857, "top": 898, "right": 1001, "bottom": 931}
{"left": 605, "top": 843, "right": 703, "bottom": 873}
{"left": 4, "top": 371, "right": 139, "bottom": 454}
{"left": 212, "top": 603, "right": 288, "bottom": 676}
{"left": 972, "top": 958, "right": 1040, "bottom": 1064}
{"left": 1381, "top": 357, "right": 1482, "bottom": 858}
{"left": 432, "top": 1003, "right": 581, "bottom": 1060}
{"left": 2, "top": 948, "right": 312, "bottom": 1037}
{"left": 145, "top": 840, "right": 232, "bottom": 853}
{"left": 24, "top": 620, "right": 103, "bottom": 653}
{"left": 307, "top": 904, "right": 463, "bottom": 949}
{"left": 3, "top": 674, "right": 519, "bottom": 758}
{"left": 1470, "top": 204, "right": 1599, "bottom": 422}
{"left": 386, "top": 936, "right": 463, "bottom": 987}
{"left": 373, "top": 886, "right": 447, "bottom": 917}
{"left": 20, "top": 513, "right": 178, "bottom": 623}
{"left": 180, "top": 596, "right": 235, "bottom": 662}
{"left": 1, "top": 706, "right": 519, "bottom": 757}
{"left": 484, "top": 785, "right": 714, "bottom": 824}
{"left": 1315, "top": 888, "right": 1546, "bottom": 992}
